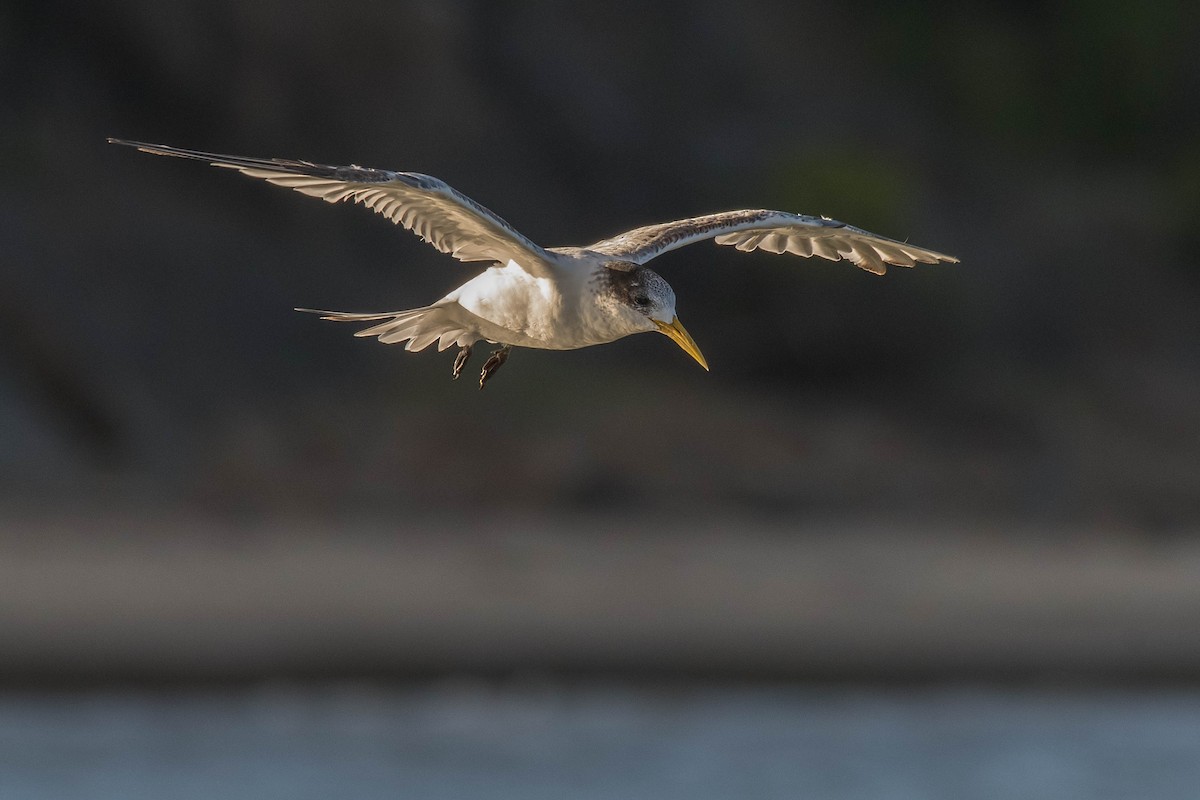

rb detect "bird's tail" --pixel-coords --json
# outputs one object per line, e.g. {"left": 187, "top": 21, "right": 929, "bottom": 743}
{"left": 296, "top": 305, "right": 474, "bottom": 352}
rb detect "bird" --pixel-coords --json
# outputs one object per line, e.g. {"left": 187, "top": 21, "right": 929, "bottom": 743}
{"left": 108, "top": 139, "right": 959, "bottom": 388}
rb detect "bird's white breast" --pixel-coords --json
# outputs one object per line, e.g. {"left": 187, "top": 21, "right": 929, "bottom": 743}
{"left": 443, "top": 260, "right": 569, "bottom": 348}
{"left": 443, "top": 259, "right": 641, "bottom": 350}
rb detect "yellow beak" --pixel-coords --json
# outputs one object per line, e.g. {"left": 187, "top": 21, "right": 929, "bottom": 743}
{"left": 654, "top": 316, "right": 709, "bottom": 371}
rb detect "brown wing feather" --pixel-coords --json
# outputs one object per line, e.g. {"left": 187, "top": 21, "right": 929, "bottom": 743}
{"left": 588, "top": 209, "right": 958, "bottom": 275}
{"left": 108, "top": 139, "right": 557, "bottom": 274}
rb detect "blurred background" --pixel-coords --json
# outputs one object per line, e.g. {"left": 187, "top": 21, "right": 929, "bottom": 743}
{"left": 2, "top": 0, "right": 1200, "bottom": 797}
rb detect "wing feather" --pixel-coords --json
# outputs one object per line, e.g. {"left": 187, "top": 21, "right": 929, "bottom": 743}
{"left": 108, "top": 139, "right": 558, "bottom": 276}
{"left": 589, "top": 209, "right": 958, "bottom": 274}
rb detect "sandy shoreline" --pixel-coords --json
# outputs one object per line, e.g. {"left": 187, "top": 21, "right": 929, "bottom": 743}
{"left": 2, "top": 512, "right": 1198, "bottom": 684}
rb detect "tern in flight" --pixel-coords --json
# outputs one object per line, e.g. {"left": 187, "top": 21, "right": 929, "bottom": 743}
{"left": 109, "top": 139, "right": 959, "bottom": 388}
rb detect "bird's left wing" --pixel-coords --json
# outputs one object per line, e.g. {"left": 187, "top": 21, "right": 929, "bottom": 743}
{"left": 108, "top": 139, "right": 559, "bottom": 275}
{"left": 587, "top": 209, "right": 958, "bottom": 275}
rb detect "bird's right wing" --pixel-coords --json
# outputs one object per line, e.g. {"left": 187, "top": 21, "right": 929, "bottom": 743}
{"left": 108, "top": 139, "right": 560, "bottom": 276}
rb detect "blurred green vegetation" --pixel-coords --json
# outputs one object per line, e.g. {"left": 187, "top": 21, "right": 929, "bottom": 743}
{"left": 772, "top": 146, "right": 919, "bottom": 234}
{"left": 875, "top": 1, "right": 1191, "bottom": 161}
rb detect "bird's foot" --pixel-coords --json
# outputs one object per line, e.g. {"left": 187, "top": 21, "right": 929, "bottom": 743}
{"left": 478, "top": 345, "right": 511, "bottom": 390}
{"left": 452, "top": 345, "right": 473, "bottom": 380}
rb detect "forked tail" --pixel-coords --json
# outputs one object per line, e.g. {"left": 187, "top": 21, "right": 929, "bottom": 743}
{"left": 295, "top": 305, "right": 475, "bottom": 352}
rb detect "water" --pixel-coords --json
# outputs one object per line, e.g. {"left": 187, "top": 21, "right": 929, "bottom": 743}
{"left": 1, "top": 683, "right": 1198, "bottom": 800}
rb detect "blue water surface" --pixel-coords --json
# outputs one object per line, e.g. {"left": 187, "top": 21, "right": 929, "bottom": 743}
{"left": 1, "top": 683, "right": 1197, "bottom": 800}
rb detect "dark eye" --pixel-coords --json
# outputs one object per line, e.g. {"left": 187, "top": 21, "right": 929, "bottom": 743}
{"left": 634, "top": 295, "right": 651, "bottom": 307}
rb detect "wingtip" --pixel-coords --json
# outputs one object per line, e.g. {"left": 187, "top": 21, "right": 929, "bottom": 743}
{"left": 107, "top": 139, "right": 190, "bottom": 159}
{"left": 107, "top": 138, "right": 161, "bottom": 156}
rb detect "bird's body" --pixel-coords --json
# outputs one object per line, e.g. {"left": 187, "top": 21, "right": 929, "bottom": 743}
{"left": 447, "top": 258, "right": 603, "bottom": 350}
{"left": 443, "top": 256, "right": 669, "bottom": 350}
{"left": 109, "top": 139, "right": 959, "bottom": 387}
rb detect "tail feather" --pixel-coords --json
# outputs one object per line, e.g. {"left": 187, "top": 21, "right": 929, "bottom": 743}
{"left": 295, "top": 308, "right": 403, "bottom": 322}
{"left": 295, "top": 305, "right": 474, "bottom": 352}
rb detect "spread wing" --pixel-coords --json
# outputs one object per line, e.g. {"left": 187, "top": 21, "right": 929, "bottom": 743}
{"left": 588, "top": 209, "right": 958, "bottom": 275}
{"left": 108, "top": 139, "right": 559, "bottom": 275}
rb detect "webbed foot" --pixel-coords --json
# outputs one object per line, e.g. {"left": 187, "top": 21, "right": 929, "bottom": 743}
{"left": 479, "top": 345, "right": 511, "bottom": 389}
{"left": 452, "top": 345, "right": 473, "bottom": 380}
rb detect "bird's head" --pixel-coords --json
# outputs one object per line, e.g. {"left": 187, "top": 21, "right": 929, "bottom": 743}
{"left": 602, "top": 262, "right": 708, "bottom": 370}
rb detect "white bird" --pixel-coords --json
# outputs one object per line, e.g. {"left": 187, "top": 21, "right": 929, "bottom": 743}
{"left": 109, "top": 139, "right": 959, "bottom": 388}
